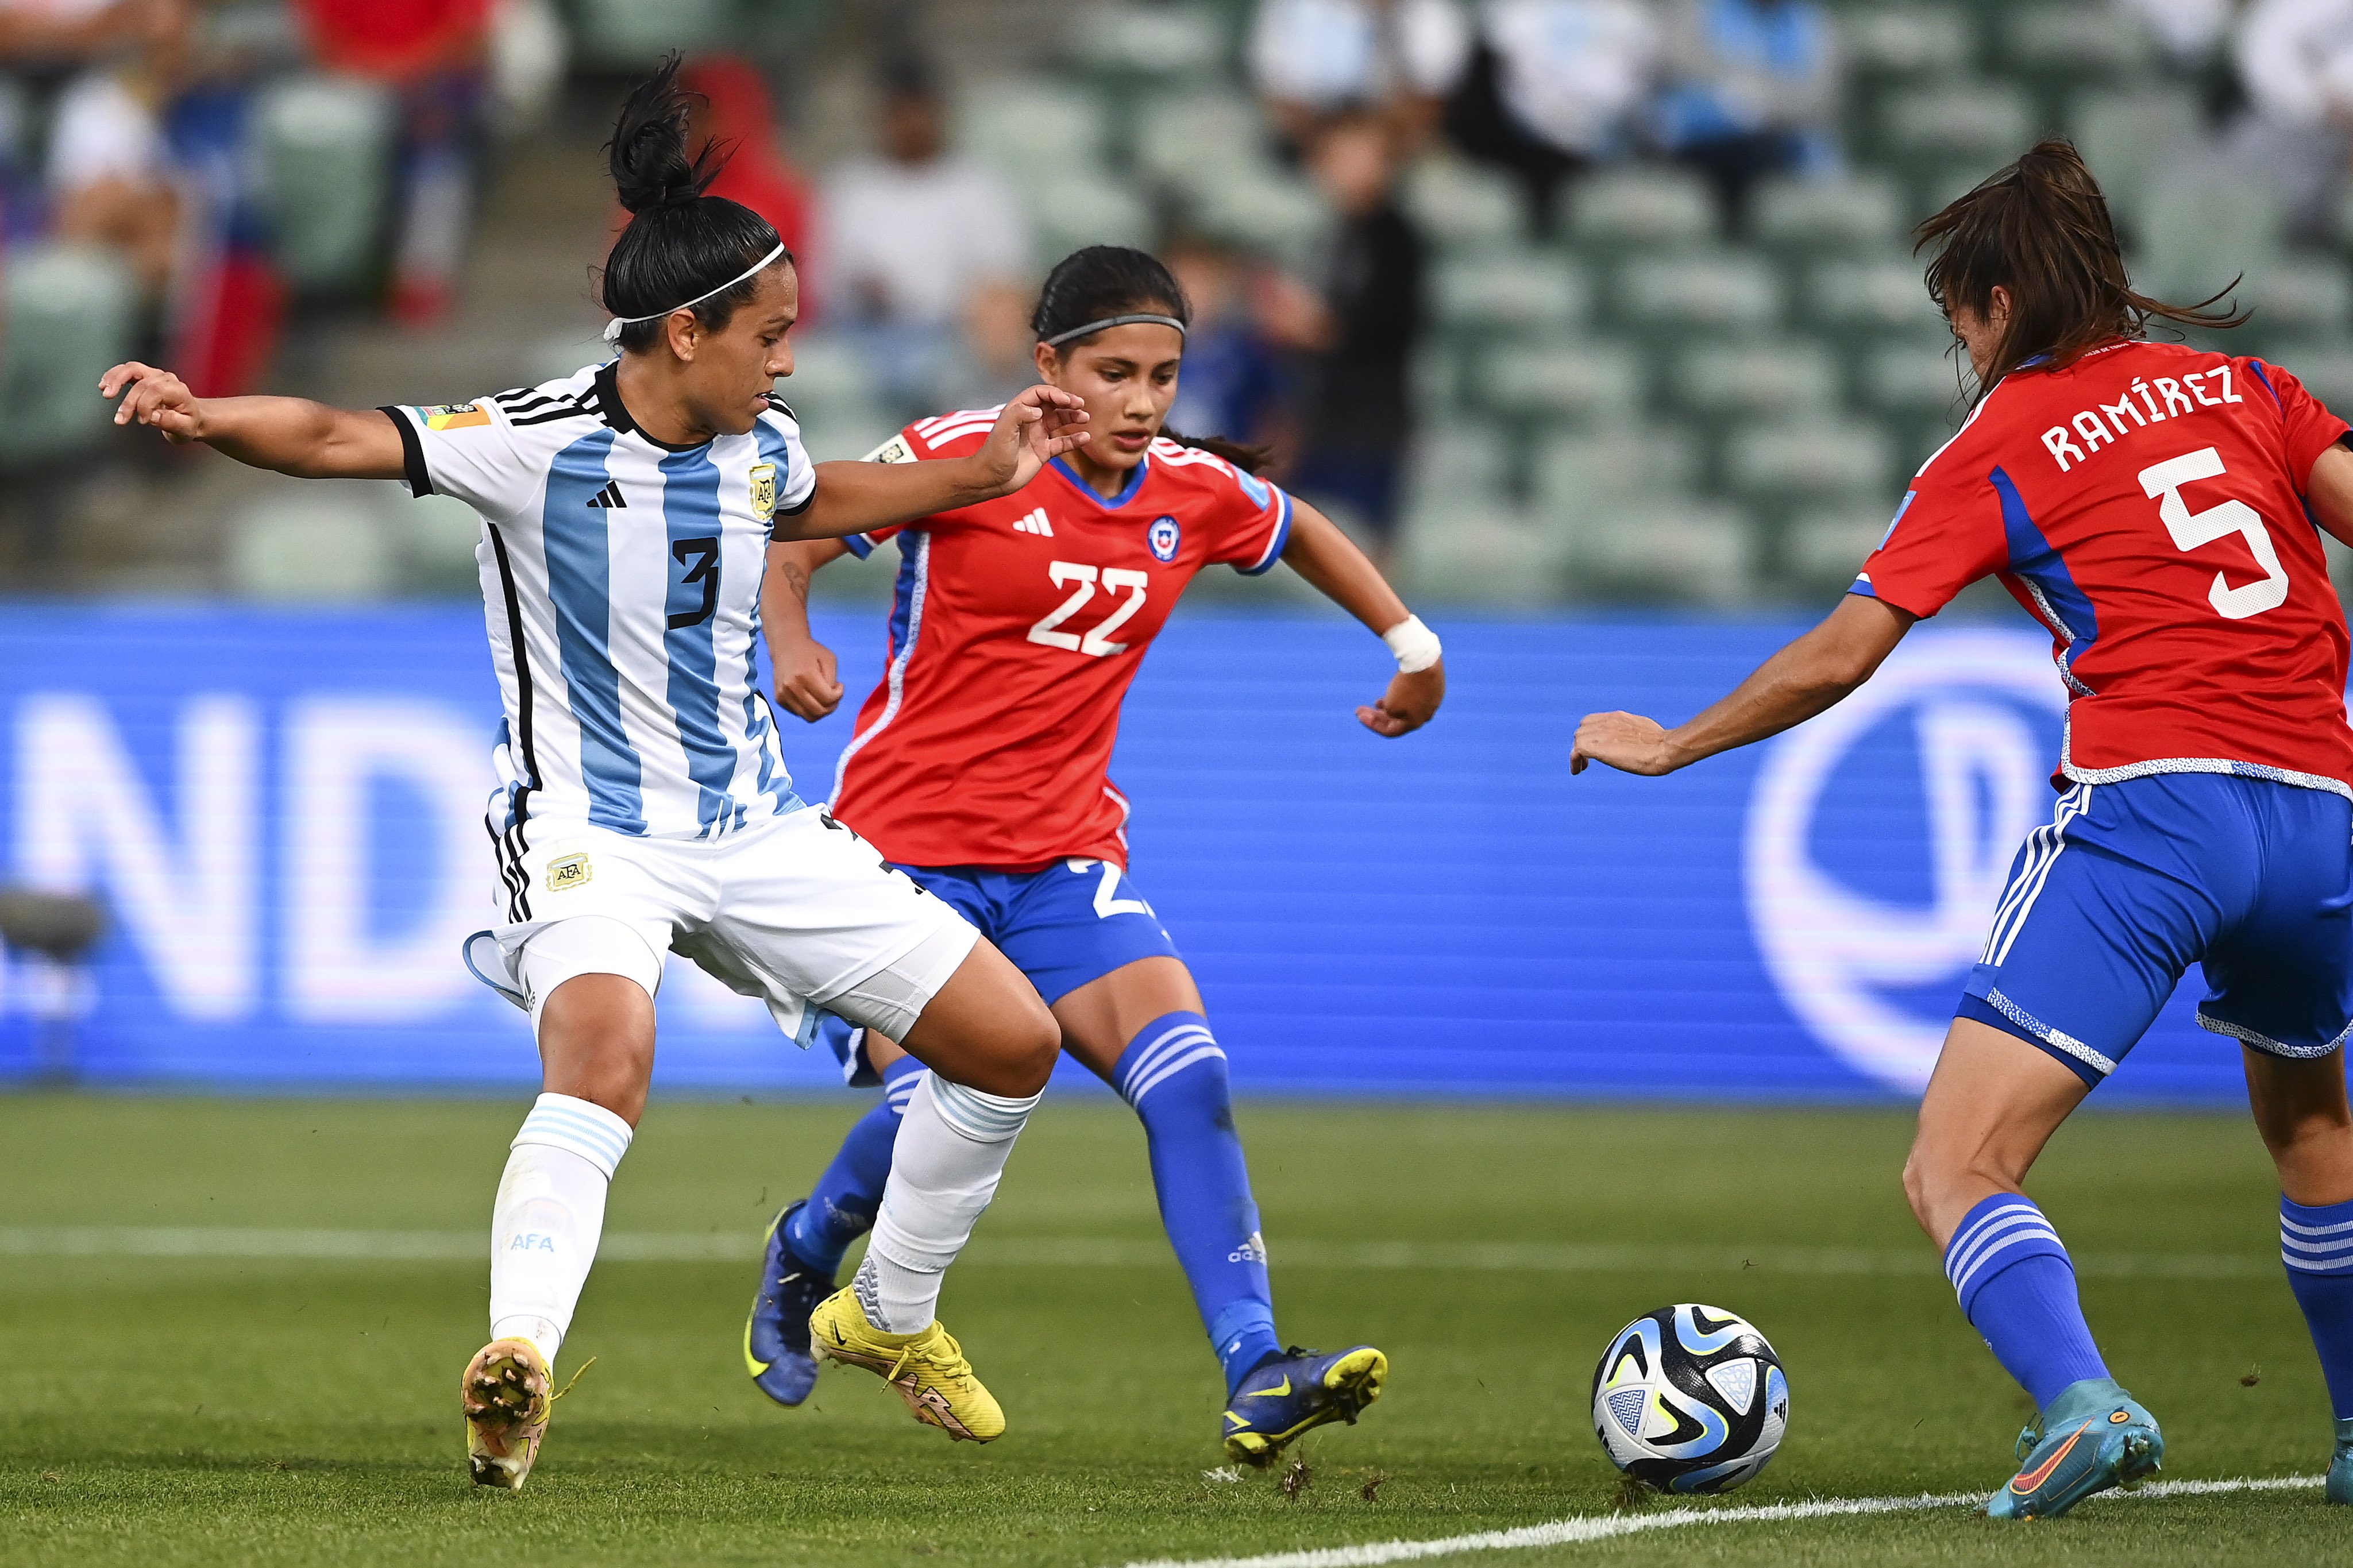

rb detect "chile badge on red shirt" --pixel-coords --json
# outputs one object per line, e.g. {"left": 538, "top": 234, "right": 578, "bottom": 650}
{"left": 828, "top": 407, "right": 1294, "bottom": 869}
{"left": 1854, "top": 339, "right": 2353, "bottom": 795}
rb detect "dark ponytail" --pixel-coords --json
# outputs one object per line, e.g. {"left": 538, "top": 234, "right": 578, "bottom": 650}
{"left": 1918, "top": 138, "right": 2245, "bottom": 397}
{"left": 601, "top": 54, "right": 790, "bottom": 353}
{"left": 1032, "top": 244, "right": 1274, "bottom": 474}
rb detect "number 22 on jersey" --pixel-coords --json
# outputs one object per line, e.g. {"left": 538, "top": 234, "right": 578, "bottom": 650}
{"left": 1028, "top": 561, "right": 1148, "bottom": 656}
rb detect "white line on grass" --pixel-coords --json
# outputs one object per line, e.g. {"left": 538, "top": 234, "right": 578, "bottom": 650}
{"left": 0, "top": 1228, "right": 2279, "bottom": 1278}
{"left": 1114, "top": 1475, "right": 2319, "bottom": 1568}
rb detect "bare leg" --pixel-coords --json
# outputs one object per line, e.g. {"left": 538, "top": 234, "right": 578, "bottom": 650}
{"left": 1903, "top": 1018, "right": 2090, "bottom": 1248}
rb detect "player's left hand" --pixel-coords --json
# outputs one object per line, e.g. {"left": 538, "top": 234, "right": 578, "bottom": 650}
{"left": 1570, "top": 712, "right": 1682, "bottom": 775}
{"left": 1358, "top": 662, "right": 1443, "bottom": 737}
{"left": 977, "top": 384, "right": 1090, "bottom": 494}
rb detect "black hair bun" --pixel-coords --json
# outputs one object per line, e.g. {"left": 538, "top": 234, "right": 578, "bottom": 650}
{"left": 607, "top": 52, "right": 723, "bottom": 216}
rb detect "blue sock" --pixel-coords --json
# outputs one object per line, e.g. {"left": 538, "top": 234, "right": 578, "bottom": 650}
{"left": 1943, "top": 1193, "right": 2111, "bottom": 1410}
{"left": 1114, "top": 1012, "right": 1283, "bottom": 1397}
{"left": 784, "top": 1053, "right": 924, "bottom": 1275}
{"left": 2282, "top": 1195, "right": 2353, "bottom": 1419}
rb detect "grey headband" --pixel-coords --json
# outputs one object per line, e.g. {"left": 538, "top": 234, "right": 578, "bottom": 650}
{"left": 1041, "top": 312, "right": 1189, "bottom": 348}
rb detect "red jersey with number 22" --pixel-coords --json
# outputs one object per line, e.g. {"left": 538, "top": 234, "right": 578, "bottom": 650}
{"left": 827, "top": 408, "right": 1294, "bottom": 868}
{"left": 1855, "top": 339, "right": 2353, "bottom": 794}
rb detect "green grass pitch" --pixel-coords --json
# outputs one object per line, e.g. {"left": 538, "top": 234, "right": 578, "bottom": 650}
{"left": 1, "top": 1093, "right": 2342, "bottom": 1566}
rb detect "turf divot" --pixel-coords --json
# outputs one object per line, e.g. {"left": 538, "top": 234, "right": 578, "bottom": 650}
{"left": 1115, "top": 1476, "right": 2320, "bottom": 1568}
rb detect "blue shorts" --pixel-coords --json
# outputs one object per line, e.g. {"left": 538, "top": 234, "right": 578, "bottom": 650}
{"left": 1959, "top": 773, "right": 2353, "bottom": 1086}
{"left": 821, "top": 858, "right": 1182, "bottom": 1085}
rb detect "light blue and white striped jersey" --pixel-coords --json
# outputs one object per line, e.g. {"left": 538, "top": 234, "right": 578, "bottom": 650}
{"left": 385, "top": 362, "right": 819, "bottom": 845}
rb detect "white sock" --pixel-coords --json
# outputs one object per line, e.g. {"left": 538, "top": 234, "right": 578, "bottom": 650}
{"left": 855, "top": 1072, "right": 1039, "bottom": 1333}
{"left": 488, "top": 1092, "right": 633, "bottom": 1364}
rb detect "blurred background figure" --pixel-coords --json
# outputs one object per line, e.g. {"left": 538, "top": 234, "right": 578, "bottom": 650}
{"left": 682, "top": 53, "right": 815, "bottom": 320}
{"left": 1654, "top": 0, "right": 1842, "bottom": 234}
{"left": 1163, "top": 231, "right": 1287, "bottom": 453}
{"left": 1248, "top": 0, "right": 1471, "bottom": 152}
{"left": 817, "top": 53, "right": 1031, "bottom": 422}
{"left": 2232, "top": 0, "right": 2353, "bottom": 243}
{"left": 1445, "top": 0, "right": 1658, "bottom": 231}
{"left": 1279, "top": 110, "right": 1426, "bottom": 570}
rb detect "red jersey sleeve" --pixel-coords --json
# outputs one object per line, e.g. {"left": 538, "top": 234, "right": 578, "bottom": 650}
{"left": 838, "top": 408, "right": 1000, "bottom": 559}
{"left": 1850, "top": 434, "right": 2010, "bottom": 619}
{"left": 1168, "top": 443, "right": 1293, "bottom": 574}
{"left": 2248, "top": 358, "right": 2351, "bottom": 492}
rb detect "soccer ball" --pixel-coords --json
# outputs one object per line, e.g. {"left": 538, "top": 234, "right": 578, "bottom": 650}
{"left": 1590, "top": 1304, "right": 1788, "bottom": 1494}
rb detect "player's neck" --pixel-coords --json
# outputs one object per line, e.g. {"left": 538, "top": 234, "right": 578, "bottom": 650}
{"left": 612, "top": 356, "right": 716, "bottom": 448}
{"left": 1063, "top": 446, "right": 1137, "bottom": 500}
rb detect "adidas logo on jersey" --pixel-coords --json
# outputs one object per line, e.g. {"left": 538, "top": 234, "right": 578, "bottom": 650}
{"left": 586, "top": 480, "right": 627, "bottom": 509}
{"left": 1012, "top": 508, "right": 1052, "bottom": 537}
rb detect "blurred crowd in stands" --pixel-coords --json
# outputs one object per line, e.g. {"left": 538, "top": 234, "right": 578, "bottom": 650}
{"left": 8, "top": 1, "right": 2353, "bottom": 604}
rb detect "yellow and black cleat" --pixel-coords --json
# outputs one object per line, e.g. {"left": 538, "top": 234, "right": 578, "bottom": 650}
{"left": 808, "top": 1285, "right": 1005, "bottom": 1442}
{"left": 1222, "top": 1345, "right": 1387, "bottom": 1468}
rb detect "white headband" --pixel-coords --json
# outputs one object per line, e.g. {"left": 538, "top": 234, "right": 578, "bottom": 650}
{"left": 1041, "top": 312, "right": 1188, "bottom": 348}
{"left": 603, "top": 242, "right": 787, "bottom": 344}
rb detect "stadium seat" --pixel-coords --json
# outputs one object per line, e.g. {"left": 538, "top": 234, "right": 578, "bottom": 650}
{"left": 0, "top": 241, "right": 139, "bottom": 470}
{"left": 1475, "top": 339, "right": 1644, "bottom": 427}
{"left": 1565, "top": 497, "right": 1756, "bottom": 604}
{"left": 1397, "top": 504, "right": 1568, "bottom": 606}
{"left": 1876, "top": 82, "right": 2035, "bottom": 213}
{"left": 958, "top": 79, "right": 1113, "bottom": 182}
{"left": 398, "top": 492, "right": 490, "bottom": 597}
{"left": 2283, "top": 342, "right": 2353, "bottom": 413}
{"left": 1786, "top": 505, "right": 1896, "bottom": 589}
{"left": 1837, "top": 5, "right": 1976, "bottom": 82}
{"left": 1191, "top": 167, "right": 1327, "bottom": 264}
{"left": 772, "top": 333, "right": 889, "bottom": 461}
{"left": 568, "top": 0, "right": 736, "bottom": 67}
{"left": 256, "top": 74, "right": 397, "bottom": 296}
{"left": 2234, "top": 258, "right": 2353, "bottom": 359}
{"left": 1532, "top": 426, "right": 1703, "bottom": 515}
{"left": 1432, "top": 250, "right": 1588, "bottom": 337}
{"left": 1799, "top": 258, "right": 1943, "bottom": 347}
{"left": 1402, "top": 421, "right": 1513, "bottom": 524}
{"left": 1723, "top": 417, "right": 1895, "bottom": 507}
{"left": 2070, "top": 87, "right": 2201, "bottom": 232}
{"left": 1073, "top": 2, "right": 1230, "bottom": 80}
{"left": 227, "top": 490, "right": 398, "bottom": 601}
{"left": 1565, "top": 169, "right": 1718, "bottom": 254}
{"left": 2000, "top": 5, "right": 2155, "bottom": 86}
{"left": 1613, "top": 252, "right": 1783, "bottom": 347}
{"left": 1858, "top": 337, "right": 1971, "bottom": 461}
{"left": 1750, "top": 173, "right": 1907, "bottom": 258}
{"left": 1664, "top": 339, "right": 1841, "bottom": 424}
{"left": 1403, "top": 156, "right": 1525, "bottom": 252}
{"left": 2136, "top": 169, "right": 2284, "bottom": 306}
{"left": 1133, "top": 91, "right": 1266, "bottom": 192}
{"left": 1023, "top": 172, "right": 1154, "bottom": 261}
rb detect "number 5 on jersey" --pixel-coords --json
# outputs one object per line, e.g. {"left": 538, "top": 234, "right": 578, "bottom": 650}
{"left": 1029, "top": 561, "right": 1148, "bottom": 656}
{"left": 2139, "top": 447, "right": 2289, "bottom": 621}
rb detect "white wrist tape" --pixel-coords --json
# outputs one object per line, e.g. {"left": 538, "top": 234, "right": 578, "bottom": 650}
{"left": 1382, "top": 614, "right": 1442, "bottom": 674}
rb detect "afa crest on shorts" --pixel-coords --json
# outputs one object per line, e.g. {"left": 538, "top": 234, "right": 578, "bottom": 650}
{"left": 749, "top": 462, "right": 778, "bottom": 522}
{"left": 1148, "top": 514, "right": 1181, "bottom": 562}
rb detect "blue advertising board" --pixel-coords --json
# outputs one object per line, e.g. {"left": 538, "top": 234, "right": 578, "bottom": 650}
{"left": 0, "top": 602, "right": 2238, "bottom": 1103}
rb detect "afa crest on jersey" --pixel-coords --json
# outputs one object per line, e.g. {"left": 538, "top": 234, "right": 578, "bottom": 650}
{"left": 749, "top": 462, "right": 778, "bottom": 522}
{"left": 423, "top": 402, "right": 489, "bottom": 431}
{"left": 1149, "top": 514, "right": 1182, "bottom": 562}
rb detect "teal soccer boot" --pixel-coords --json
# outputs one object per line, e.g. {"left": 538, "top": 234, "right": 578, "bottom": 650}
{"left": 1985, "top": 1377, "right": 2162, "bottom": 1520}
{"left": 2328, "top": 1416, "right": 2353, "bottom": 1505}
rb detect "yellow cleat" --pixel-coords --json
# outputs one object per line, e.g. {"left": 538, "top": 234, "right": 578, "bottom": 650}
{"left": 461, "top": 1338, "right": 552, "bottom": 1491}
{"left": 808, "top": 1285, "right": 1005, "bottom": 1442}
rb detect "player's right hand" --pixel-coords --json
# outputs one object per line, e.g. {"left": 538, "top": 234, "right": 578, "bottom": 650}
{"left": 100, "top": 361, "right": 203, "bottom": 443}
{"left": 1569, "top": 711, "right": 1682, "bottom": 776}
{"left": 772, "top": 637, "right": 844, "bottom": 721}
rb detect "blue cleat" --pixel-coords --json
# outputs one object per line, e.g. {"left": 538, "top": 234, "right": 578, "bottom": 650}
{"left": 1985, "top": 1376, "right": 2162, "bottom": 1520}
{"left": 2328, "top": 1416, "right": 2353, "bottom": 1505}
{"left": 1221, "top": 1344, "right": 1387, "bottom": 1467}
{"left": 743, "top": 1201, "right": 832, "bottom": 1407}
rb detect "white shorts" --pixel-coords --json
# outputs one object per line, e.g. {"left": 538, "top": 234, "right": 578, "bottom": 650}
{"left": 461, "top": 806, "right": 979, "bottom": 1045}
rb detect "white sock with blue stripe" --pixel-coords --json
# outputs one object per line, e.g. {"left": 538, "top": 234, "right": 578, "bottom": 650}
{"left": 488, "top": 1092, "right": 634, "bottom": 1364}
{"left": 854, "top": 1073, "right": 1040, "bottom": 1333}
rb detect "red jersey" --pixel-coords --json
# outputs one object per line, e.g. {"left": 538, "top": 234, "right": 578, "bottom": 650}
{"left": 828, "top": 409, "right": 1295, "bottom": 868}
{"left": 1856, "top": 339, "right": 2353, "bottom": 795}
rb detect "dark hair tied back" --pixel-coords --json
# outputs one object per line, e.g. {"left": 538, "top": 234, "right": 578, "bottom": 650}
{"left": 1917, "top": 138, "right": 2245, "bottom": 397}
{"left": 1032, "top": 245, "right": 1273, "bottom": 474}
{"left": 601, "top": 53, "right": 790, "bottom": 353}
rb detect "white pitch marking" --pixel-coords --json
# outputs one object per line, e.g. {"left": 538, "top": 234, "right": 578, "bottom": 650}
{"left": 0, "top": 1229, "right": 2280, "bottom": 1278}
{"left": 1116, "top": 1476, "right": 2319, "bottom": 1568}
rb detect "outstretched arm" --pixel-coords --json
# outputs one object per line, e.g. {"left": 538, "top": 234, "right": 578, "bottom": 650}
{"left": 779, "top": 385, "right": 1089, "bottom": 542}
{"left": 1571, "top": 594, "right": 1917, "bottom": 775}
{"left": 1279, "top": 496, "right": 1444, "bottom": 737}
{"left": 2308, "top": 441, "right": 2353, "bottom": 548}
{"left": 101, "top": 361, "right": 407, "bottom": 479}
{"left": 761, "top": 538, "right": 851, "bottom": 721}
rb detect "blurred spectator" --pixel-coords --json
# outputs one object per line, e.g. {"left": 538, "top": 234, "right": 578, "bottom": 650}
{"left": 293, "top": 0, "right": 493, "bottom": 325}
{"left": 1279, "top": 113, "right": 1426, "bottom": 567}
{"left": 2233, "top": 0, "right": 2353, "bottom": 241}
{"left": 1654, "top": 0, "right": 1842, "bottom": 235}
{"left": 1445, "top": 0, "right": 1659, "bottom": 231}
{"left": 2126, "top": 0, "right": 2234, "bottom": 72}
{"left": 1248, "top": 0, "right": 1472, "bottom": 152}
{"left": 817, "top": 57, "right": 1031, "bottom": 420}
{"left": 1164, "top": 233, "right": 1287, "bottom": 450}
{"left": 681, "top": 56, "right": 815, "bottom": 320}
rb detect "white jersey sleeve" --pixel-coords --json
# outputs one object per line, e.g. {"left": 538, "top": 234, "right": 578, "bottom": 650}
{"left": 759, "top": 397, "right": 819, "bottom": 527}
{"left": 382, "top": 395, "right": 546, "bottom": 520}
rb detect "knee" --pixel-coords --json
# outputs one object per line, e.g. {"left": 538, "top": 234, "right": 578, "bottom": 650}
{"left": 966, "top": 996, "right": 1058, "bottom": 1099}
{"left": 1900, "top": 1145, "right": 1936, "bottom": 1229}
{"left": 537, "top": 975, "right": 657, "bottom": 1123}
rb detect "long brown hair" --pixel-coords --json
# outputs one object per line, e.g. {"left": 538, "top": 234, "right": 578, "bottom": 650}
{"left": 1916, "top": 139, "right": 2245, "bottom": 396}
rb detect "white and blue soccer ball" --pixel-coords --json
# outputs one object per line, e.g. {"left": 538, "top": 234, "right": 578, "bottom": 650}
{"left": 1591, "top": 1304, "right": 1788, "bottom": 1493}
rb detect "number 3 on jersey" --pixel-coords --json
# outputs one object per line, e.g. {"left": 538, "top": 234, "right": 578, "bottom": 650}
{"left": 1029, "top": 561, "right": 1148, "bottom": 656}
{"left": 2139, "top": 447, "right": 2289, "bottom": 621}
